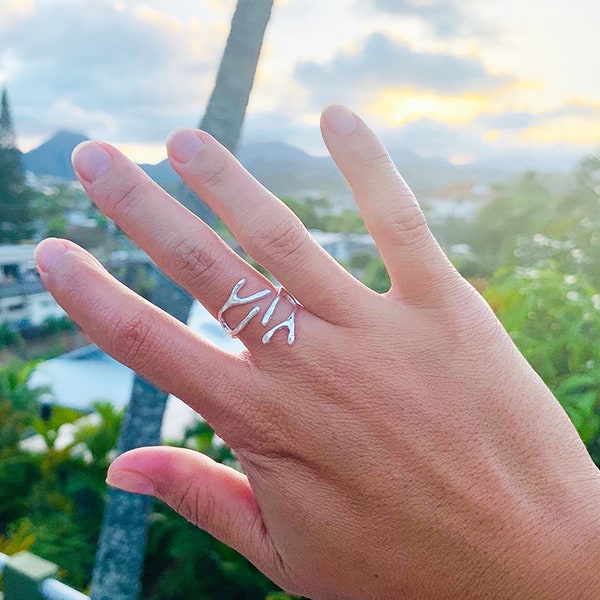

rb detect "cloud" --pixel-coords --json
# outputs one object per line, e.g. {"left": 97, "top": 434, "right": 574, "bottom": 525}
{"left": 520, "top": 102, "right": 600, "bottom": 146}
{"left": 377, "top": 116, "right": 585, "bottom": 171}
{"left": 296, "top": 33, "right": 513, "bottom": 107}
{"left": 476, "top": 111, "right": 536, "bottom": 130}
{"left": 1, "top": 1, "right": 226, "bottom": 145}
{"left": 0, "top": 0, "right": 33, "bottom": 22}
{"left": 370, "top": 0, "right": 486, "bottom": 38}
{"left": 470, "top": 101, "right": 600, "bottom": 147}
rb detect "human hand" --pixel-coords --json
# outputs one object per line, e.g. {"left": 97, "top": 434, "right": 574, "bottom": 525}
{"left": 36, "top": 105, "right": 600, "bottom": 599}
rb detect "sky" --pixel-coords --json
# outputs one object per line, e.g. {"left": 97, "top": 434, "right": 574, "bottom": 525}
{"left": 1, "top": 0, "right": 599, "bottom": 169}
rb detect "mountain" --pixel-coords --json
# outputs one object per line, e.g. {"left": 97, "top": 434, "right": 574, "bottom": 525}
{"left": 23, "top": 130, "right": 516, "bottom": 202}
{"left": 237, "top": 142, "right": 349, "bottom": 200}
{"left": 23, "top": 131, "right": 89, "bottom": 180}
{"left": 138, "top": 160, "right": 179, "bottom": 185}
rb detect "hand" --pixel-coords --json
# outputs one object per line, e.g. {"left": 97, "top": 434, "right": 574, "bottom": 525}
{"left": 36, "top": 105, "right": 600, "bottom": 599}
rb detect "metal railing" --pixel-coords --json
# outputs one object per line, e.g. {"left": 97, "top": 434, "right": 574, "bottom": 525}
{"left": 0, "top": 551, "right": 90, "bottom": 600}
{"left": 40, "top": 578, "right": 90, "bottom": 600}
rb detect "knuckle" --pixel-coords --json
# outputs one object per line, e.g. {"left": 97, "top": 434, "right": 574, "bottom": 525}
{"left": 169, "top": 237, "right": 222, "bottom": 287}
{"left": 359, "top": 146, "right": 394, "bottom": 171}
{"left": 196, "top": 158, "right": 230, "bottom": 193}
{"left": 375, "top": 201, "right": 430, "bottom": 248}
{"left": 247, "top": 217, "right": 310, "bottom": 266}
{"left": 109, "top": 309, "right": 159, "bottom": 372}
{"left": 174, "top": 481, "right": 203, "bottom": 526}
{"left": 104, "top": 179, "right": 147, "bottom": 218}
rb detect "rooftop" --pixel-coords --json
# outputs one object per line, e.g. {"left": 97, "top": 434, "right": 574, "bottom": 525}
{"left": 28, "top": 301, "right": 245, "bottom": 441}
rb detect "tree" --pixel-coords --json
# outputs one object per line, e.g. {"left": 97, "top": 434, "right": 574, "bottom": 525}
{"left": 465, "top": 172, "right": 556, "bottom": 277}
{"left": 0, "top": 361, "right": 43, "bottom": 452}
{"left": 90, "top": 2, "right": 275, "bottom": 599}
{"left": 0, "top": 88, "right": 34, "bottom": 242}
{"left": 485, "top": 261, "right": 600, "bottom": 464}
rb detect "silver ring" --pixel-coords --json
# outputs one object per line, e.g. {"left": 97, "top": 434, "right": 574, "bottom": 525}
{"left": 218, "top": 278, "right": 298, "bottom": 345}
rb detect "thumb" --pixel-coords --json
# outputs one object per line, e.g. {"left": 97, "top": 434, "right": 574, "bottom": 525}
{"left": 106, "top": 446, "right": 280, "bottom": 577}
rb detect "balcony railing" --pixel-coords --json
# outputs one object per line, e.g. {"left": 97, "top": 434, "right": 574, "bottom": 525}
{"left": 0, "top": 551, "right": 90, "bottom": 600}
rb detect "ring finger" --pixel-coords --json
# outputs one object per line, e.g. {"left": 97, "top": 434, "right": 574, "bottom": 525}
{"left": 72, "top": 141, "right": 306, "bottom": 353}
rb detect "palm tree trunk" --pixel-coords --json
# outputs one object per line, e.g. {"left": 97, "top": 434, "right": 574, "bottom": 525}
{"left": 90, "top": 2, "right": 274, "bottom": 599}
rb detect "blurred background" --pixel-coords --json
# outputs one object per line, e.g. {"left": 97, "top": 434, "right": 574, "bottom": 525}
{"left": 1, "top": 1, "right": 599, "bottom": 599}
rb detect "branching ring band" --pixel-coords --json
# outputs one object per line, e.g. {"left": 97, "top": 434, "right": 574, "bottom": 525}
{"left": 218, "top": 279, "right": 298, "bottom": 345}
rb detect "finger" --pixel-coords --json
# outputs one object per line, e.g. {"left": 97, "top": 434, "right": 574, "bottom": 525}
{"left": 71, "top": 141, "right": 303, "bottom": 353}
{"left": 166, "top": 129, "right": 371, "bottom": 324}
{"left": 106, "top": 447, "right": 288, "bottom": 587}
{"left": 35, "top": 237, "right": 255, "bottom": 443}
{"left": 320, "top": 104, "right": 457, "bottom": 303}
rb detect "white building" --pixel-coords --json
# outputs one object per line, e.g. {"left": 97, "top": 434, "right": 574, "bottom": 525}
{"left": 0, "top": 244, "right": 65, "bottom": 327}
{"left": 424, "top": 182, "right": 491, "bottom": 222}
{"left": 309, "top": 230, "right": 377, "bottom": 263}
{"left": 28, "top": 302, "right": 244, "bottom": 442}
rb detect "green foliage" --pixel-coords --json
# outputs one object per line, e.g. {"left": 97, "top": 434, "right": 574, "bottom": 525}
{"left": 0, "top": 322, "right": 22, "bottom": 349}
{"left": 0, "top": 377, "right": 286, "bottom": 598}
{"left": 0, "top": 385, "right": 123, "bottom": 590}
{"left": 0, "top": 361, "right": 45, "bottom": 450}
{"left": 485, "top": 262, "right": 600, "bottom": 459}
{"left": 464, "top": 172, "right": 557, "bottom": 277}
{"left": 0, "top": 88, "right": 34, "bottom": 242}
{"left": 359, "top": 255, "right": 391, "bottom": 293}
{"left": 455, "top": 152, "right": 600, "bottom": 463}
{"left": 141, "top": 421, "right": 284, "bottom": 599}
{"left": 281, "top": 196, "right": 328, "bottom": 230}
{"left": 47, "top": 215, "right": 68, "bottom": 237}
{"left": 461, "top": 153, "right": 600, "bottom": 281}
{"left": 73, "top": 402, "right": 123, "bottom": 466}
{"left": 143, "top": 506, "right": 278, "bottom": 600}
{"left": 0, "top": 144, "right": 34, "bottom": 242}
{"left": 35, "top": 316, "right": 76, "bottom": 336}
{"left": 282, "top": 196, "right": 365, "bottom": 234}
{"left": 181, "top": 420, "right": 239, "bottom": 468}
{"left": 31, "top": 183, "right": 88, "bottom": 221}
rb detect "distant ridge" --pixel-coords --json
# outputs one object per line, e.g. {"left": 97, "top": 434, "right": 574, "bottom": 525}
{"left": 23, "top": 131, "right": 89, "bottom": 180}
{"left": 22, "top": 130, "right": 514, "bottom": 201}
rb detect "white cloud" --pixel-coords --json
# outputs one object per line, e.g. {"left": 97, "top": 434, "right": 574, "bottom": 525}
{"left": 1, "top": 0, "right": 598, "bottom": 169}
{"left": 2, "top": 0, "right": 229, "bottom": 145}
{"left": 295, "top": 33, "right": 513, "bottom": 109}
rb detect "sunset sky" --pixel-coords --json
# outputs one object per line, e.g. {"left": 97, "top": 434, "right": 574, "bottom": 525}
{"left": 1, "top": 0, "right": 599, "bottom": 169}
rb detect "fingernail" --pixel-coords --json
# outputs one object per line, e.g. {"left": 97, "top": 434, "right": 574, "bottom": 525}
{"left": 323, "top": 104, "right": 357, "bottom": 136}
{"left": 167, "top": 129, "right": 205, "bottom": 164}
{"left": 106, "top": 469, "right": 155, "bottom": 496}
{"left": 72, "top": 141, "right": 112, "bottom": 183}
{"left": 35, "top": 238, "right": 69, "bottom": 274}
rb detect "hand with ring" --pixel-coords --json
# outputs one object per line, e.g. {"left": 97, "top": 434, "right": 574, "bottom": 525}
{"left": 35, "top": 105, "right": 600, "bottom": 599}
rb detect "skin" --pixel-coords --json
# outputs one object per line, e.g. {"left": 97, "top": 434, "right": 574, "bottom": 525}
{"left": 36, "top": 105, "right": 600, "bottom": 599}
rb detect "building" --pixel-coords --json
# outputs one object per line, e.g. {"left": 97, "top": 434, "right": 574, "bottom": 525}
{"left": 309, "top": 229, "right": 377, "bottom": 263}
{"left": 424, "top": 182, "right": 491, "bottom": 222}
{"left": 0, "top": 244, "right": 65, "bottom": 328}
{"left": 28, "top": 301, "right": 244, "bottom": 442}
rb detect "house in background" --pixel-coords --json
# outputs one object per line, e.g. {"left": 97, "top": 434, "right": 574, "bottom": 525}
{"left": 0, "top": 244, "right": 65, "bottom": 328}
{"left": 423, "top": 182, "right": 491, "bottom": 223}
{"left": 309, "top": 230, "right": 377, "bottom": 263}
{"left": 28, "top": 302, "right": 245, "bottom": 443}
